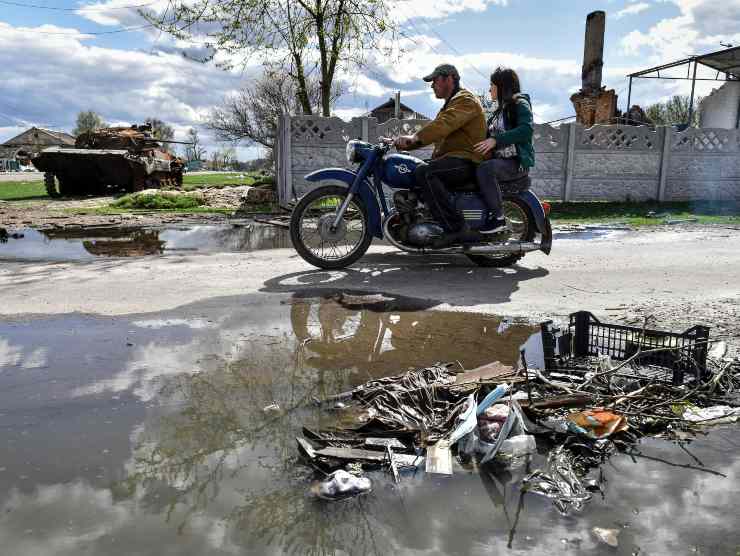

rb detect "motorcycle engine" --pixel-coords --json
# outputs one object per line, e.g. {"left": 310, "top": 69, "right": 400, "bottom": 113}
{"left": 392, "top": 190, "right": 444, "bottom": 247}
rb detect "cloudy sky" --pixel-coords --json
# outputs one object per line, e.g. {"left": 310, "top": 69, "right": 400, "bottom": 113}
{"left": 1, "top": 0, "right": 739, "bottom": 159}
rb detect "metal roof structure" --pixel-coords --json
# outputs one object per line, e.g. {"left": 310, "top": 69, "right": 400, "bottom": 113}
{"left": 626, "top": 45, "right": 740, "bottom": 126}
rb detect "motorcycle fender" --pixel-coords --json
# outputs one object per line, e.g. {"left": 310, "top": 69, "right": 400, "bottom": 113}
{"left": 304, "top": 168, "right": 383, "bottom": 238}
{"left": 517, "top": 189, "right": 552, "bottom": 255}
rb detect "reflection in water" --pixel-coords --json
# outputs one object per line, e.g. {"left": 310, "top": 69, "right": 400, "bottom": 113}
{"left": 1, "top": 294, "right": 739, "bottom": 555}
{"left": 0, "top": 223, "right": 290, "bottom": 260}
{"left": 117, "top": 294, "right": 536, "bottom": 554}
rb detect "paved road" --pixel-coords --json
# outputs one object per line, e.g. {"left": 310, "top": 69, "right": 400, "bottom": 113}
{"left": 1, "top": 226, "right": 739, "bottom": 337}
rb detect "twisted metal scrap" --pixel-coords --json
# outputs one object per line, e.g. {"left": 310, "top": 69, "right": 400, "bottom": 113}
{"left": 522, "top": 445, "right": 592, "bottom": 515}
{"left": 353, "top": 365, "right": 466, "bottom": 436}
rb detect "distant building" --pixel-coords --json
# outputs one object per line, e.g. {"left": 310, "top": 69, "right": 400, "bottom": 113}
{"left": 1, "top": 127, "right": 75, "bottom": 169}
{"left": 368, "top": 98, "right": 429, "bottom": 124}
{"left": 700, "top": 82, "right": 740, "bottom": 129}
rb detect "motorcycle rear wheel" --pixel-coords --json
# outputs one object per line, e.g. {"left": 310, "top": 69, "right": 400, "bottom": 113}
{"left": 290, "top": 185, "right": 373, "bottom": 270}
{"left": 466, "top": 197, "right": 537, "bottom": 267}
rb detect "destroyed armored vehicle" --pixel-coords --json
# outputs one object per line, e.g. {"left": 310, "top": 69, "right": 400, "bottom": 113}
{"left": 31, "top": 124, "right": 186, "bottom": 197}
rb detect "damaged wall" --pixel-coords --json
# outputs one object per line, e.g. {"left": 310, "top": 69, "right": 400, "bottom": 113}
{"left": 700, "top": 82, "right": 740, "bottom": 129}
{"left": 276, "top": 115, "right": 740, "bottom": 204}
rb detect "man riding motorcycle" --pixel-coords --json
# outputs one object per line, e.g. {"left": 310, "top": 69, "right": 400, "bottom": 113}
{"left": 394, "top": 64, "right": 490, "bottom": 243}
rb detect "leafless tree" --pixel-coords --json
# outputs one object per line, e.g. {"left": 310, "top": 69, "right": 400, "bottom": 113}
{"left": 206, "top": 71, "right": 339, "bottom": 154}
{"left": 185, "top": 128, "right": 207, "bottom": 162}
{"left": 141, "top": 0, "right": 398, "bottom": 116}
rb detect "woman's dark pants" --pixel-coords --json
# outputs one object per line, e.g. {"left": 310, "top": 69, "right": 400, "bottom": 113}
{"left": 476, "top": 158, "right": 526, "bottom": 219}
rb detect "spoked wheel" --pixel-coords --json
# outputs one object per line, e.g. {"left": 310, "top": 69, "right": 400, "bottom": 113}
{"left": 466, "top": 197, "right": 536, "bottom": 267}
{"left": 290, "top": 185, "right": 373, "bottom": 269}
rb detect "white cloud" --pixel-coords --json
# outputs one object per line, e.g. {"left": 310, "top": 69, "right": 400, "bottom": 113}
{"left": 620, "top": 0, "right": 740, "bottom": 60}
{"left": 76, "top": 0, "right": 171, "bottom": 28}
{"left": 0, "top": 21, "right": 263, "bottom": 155}
{"left": 392, "top": 0, "right": 509, "bottom": 23}
{"left": 615, "top": 2, "right": 651, "bottom": 18}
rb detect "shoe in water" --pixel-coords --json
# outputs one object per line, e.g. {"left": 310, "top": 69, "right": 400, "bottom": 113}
{"left": 479, "top": 217, "right": 508, "bottom": 235}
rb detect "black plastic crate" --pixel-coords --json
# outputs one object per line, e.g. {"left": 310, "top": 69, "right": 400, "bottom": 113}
{"left": 542, "top": 311, "right": 710, "bottom": 385}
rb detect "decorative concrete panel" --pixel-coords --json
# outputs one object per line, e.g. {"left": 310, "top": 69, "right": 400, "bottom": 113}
{"left": 721, "top": 156, "right": 740, "bottom": 178}
{"left": 672, "top": 128, "right": 738, "bottom": 153}
{"left": 279, "top": 116, "right": 740, "bottom": 205}
{"left": 571, "top": 179, "right": 658, "bottom": 201}
{"left": 531, "top": 178, "right": 563, "bottom": 200}
{"left": 577, "top": 124, "right": 659, "bottom": 151}
{"left": 292, "top": 146, "right": 347, "bottom": 172}
{"left": 530, "top": 153, "right": 565, "bottom": 176}
{"left": 574, "top": 153, "right": 660, "bottom": 177}
{"left": 533, "top": 124, "right": 567, "bottom": 153}
{"left": 665, "top": 179, "right": 740, "bottom": 201}
{"left": 668, "top": 155, "right": 723, "bottom": 178}
{"left": 290, "top": 116, "right": 365, "bottom": 146}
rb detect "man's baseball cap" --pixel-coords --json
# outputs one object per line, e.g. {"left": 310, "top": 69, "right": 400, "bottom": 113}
{"left": 422, "top": 64, "right": 460, "bottom": 82}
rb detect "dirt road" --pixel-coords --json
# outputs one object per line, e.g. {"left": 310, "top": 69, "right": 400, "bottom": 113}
{"left": 1, "top": 225, "right": 739, "bottom": 339}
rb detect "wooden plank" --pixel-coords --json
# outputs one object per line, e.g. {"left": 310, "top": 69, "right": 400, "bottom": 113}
{"left": 314, "top": 447, "right": 387, "bottom": 462}
{"left": 454, "top": 361, "right": 515, "bottom": 385}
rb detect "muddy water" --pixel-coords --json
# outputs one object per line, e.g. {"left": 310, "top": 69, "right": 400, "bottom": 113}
{"left": 0, "top": 292, "right": 738, "bottom": 555}
{"left": 0, "top": 222, "right": 289, "bottom": 261}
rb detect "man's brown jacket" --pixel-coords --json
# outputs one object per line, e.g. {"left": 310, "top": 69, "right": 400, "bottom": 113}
{"left": 416, "top": 88, "right": 487, "bottom": 163}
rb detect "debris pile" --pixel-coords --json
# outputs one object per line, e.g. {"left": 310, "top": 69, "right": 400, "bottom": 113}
{"left": 298, "top": 311, "right": 739, "bottom": 511}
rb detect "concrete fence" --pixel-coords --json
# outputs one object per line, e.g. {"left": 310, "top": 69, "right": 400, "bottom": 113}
{"left": 276, "top": 114, "right": 740, "bottom": 206}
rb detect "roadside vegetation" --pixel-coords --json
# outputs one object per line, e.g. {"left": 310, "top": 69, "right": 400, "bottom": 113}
{"left": 0, "top": 172, "right": 272, "bottom": 201}
{"left": 548, "top": 200, "right": 740, "bottom": 226}
{"left": 111, "top": 192, "right": 204, "bottom": 210}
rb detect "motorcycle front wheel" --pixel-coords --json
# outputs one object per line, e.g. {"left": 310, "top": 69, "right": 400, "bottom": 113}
{"left": 466, "top": 197, "right": 537, "bottom": 268}
{"left": 290, "top": 185, "right": 373, "bottom": 270}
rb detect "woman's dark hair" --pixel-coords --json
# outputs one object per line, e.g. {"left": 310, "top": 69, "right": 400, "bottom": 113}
{"left": 490, "top": 67, "right": 521, "bottom": 108}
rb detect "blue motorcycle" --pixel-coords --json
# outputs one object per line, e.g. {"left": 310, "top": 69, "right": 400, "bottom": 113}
{"left": 289, "top": 138, "right": 552, "bottom": 269}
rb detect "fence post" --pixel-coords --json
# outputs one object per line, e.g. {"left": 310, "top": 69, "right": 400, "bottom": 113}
{"left": 563, "top": 122, "right": 578, "bottom": 201}
{"left": 657, "top": 125, "right": 672, "bottom": 202}
{"left": 277, "top": 114, "right": 293, "bottom": 207}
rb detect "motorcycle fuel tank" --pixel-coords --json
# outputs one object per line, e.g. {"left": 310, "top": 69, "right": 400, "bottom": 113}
{"left": 380, "top": 153, "right": 423, "bottom": 189}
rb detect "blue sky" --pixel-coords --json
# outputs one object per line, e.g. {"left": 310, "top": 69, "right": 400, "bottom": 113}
{"left": 1, "top": 0, "right": 738, "bottom": 159}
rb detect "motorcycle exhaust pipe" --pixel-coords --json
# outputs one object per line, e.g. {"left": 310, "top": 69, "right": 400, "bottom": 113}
{"left": 382, "top": 216, "right": 542, "bottom": 255}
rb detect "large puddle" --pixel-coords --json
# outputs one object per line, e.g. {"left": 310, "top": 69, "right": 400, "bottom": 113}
{"left": 0, "top": 222, "right": 290, "bottom": 261}
{"left": 0, "top": 292, "right": 738, "bottom": 555}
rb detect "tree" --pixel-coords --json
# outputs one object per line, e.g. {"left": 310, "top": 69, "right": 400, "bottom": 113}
{"left": 73, "top": 110, "right": 106, "bottom": 136}
{"left": 184, "top": 128, "right": 207, "bottom": 162}
{"left": 144, "top": 117, "right": 175, "bottom": 141}
{"left": 645, "top": 95, "right": 702, "bottom": 127}
{"left": 141, "top": 0, "right": 396, "bottom": 116}
{"left": 206, "top": 70, "right": 333, "bottom": 154}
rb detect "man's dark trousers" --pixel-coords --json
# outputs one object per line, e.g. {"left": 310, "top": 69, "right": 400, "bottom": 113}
{"left": 414, "top": 156, "right": 476, "bottom": 232}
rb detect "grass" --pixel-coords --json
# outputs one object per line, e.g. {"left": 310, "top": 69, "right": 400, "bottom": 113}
{"left": 0, "top": 180, "right": 46, "bottom": 201}
{"left": 111, "top": 192, "right": 204, "bottom": 210}
{"left": 0, "top": 172, "right": 274, "bottom": 201}
{"left": 547, "top": 200, "right": 740, "bottom": 226}
{"left": 182, "top": 172, "right": 274, "bottom": 190}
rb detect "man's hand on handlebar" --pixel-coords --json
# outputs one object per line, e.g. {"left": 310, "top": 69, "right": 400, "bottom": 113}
{"left": 394, "top": 134, "right": 418, "bottom": 151}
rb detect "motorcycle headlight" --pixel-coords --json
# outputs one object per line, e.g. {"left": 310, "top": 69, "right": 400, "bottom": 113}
{"left": 345, "top": 140, "right": 360, "bottom": 164}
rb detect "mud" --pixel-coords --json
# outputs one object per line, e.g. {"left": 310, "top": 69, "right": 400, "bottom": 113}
{"left": 0, "top": 292, "right": 738, "bottom": 555}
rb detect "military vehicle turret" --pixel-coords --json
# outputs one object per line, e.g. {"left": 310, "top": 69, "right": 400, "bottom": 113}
{"left": 31, "top": 124, "right": 187, "bottom": 197}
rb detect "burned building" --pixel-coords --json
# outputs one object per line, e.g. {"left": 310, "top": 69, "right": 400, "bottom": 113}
{"left": 0, "top": 127, "right": 75, "bottom": 169}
